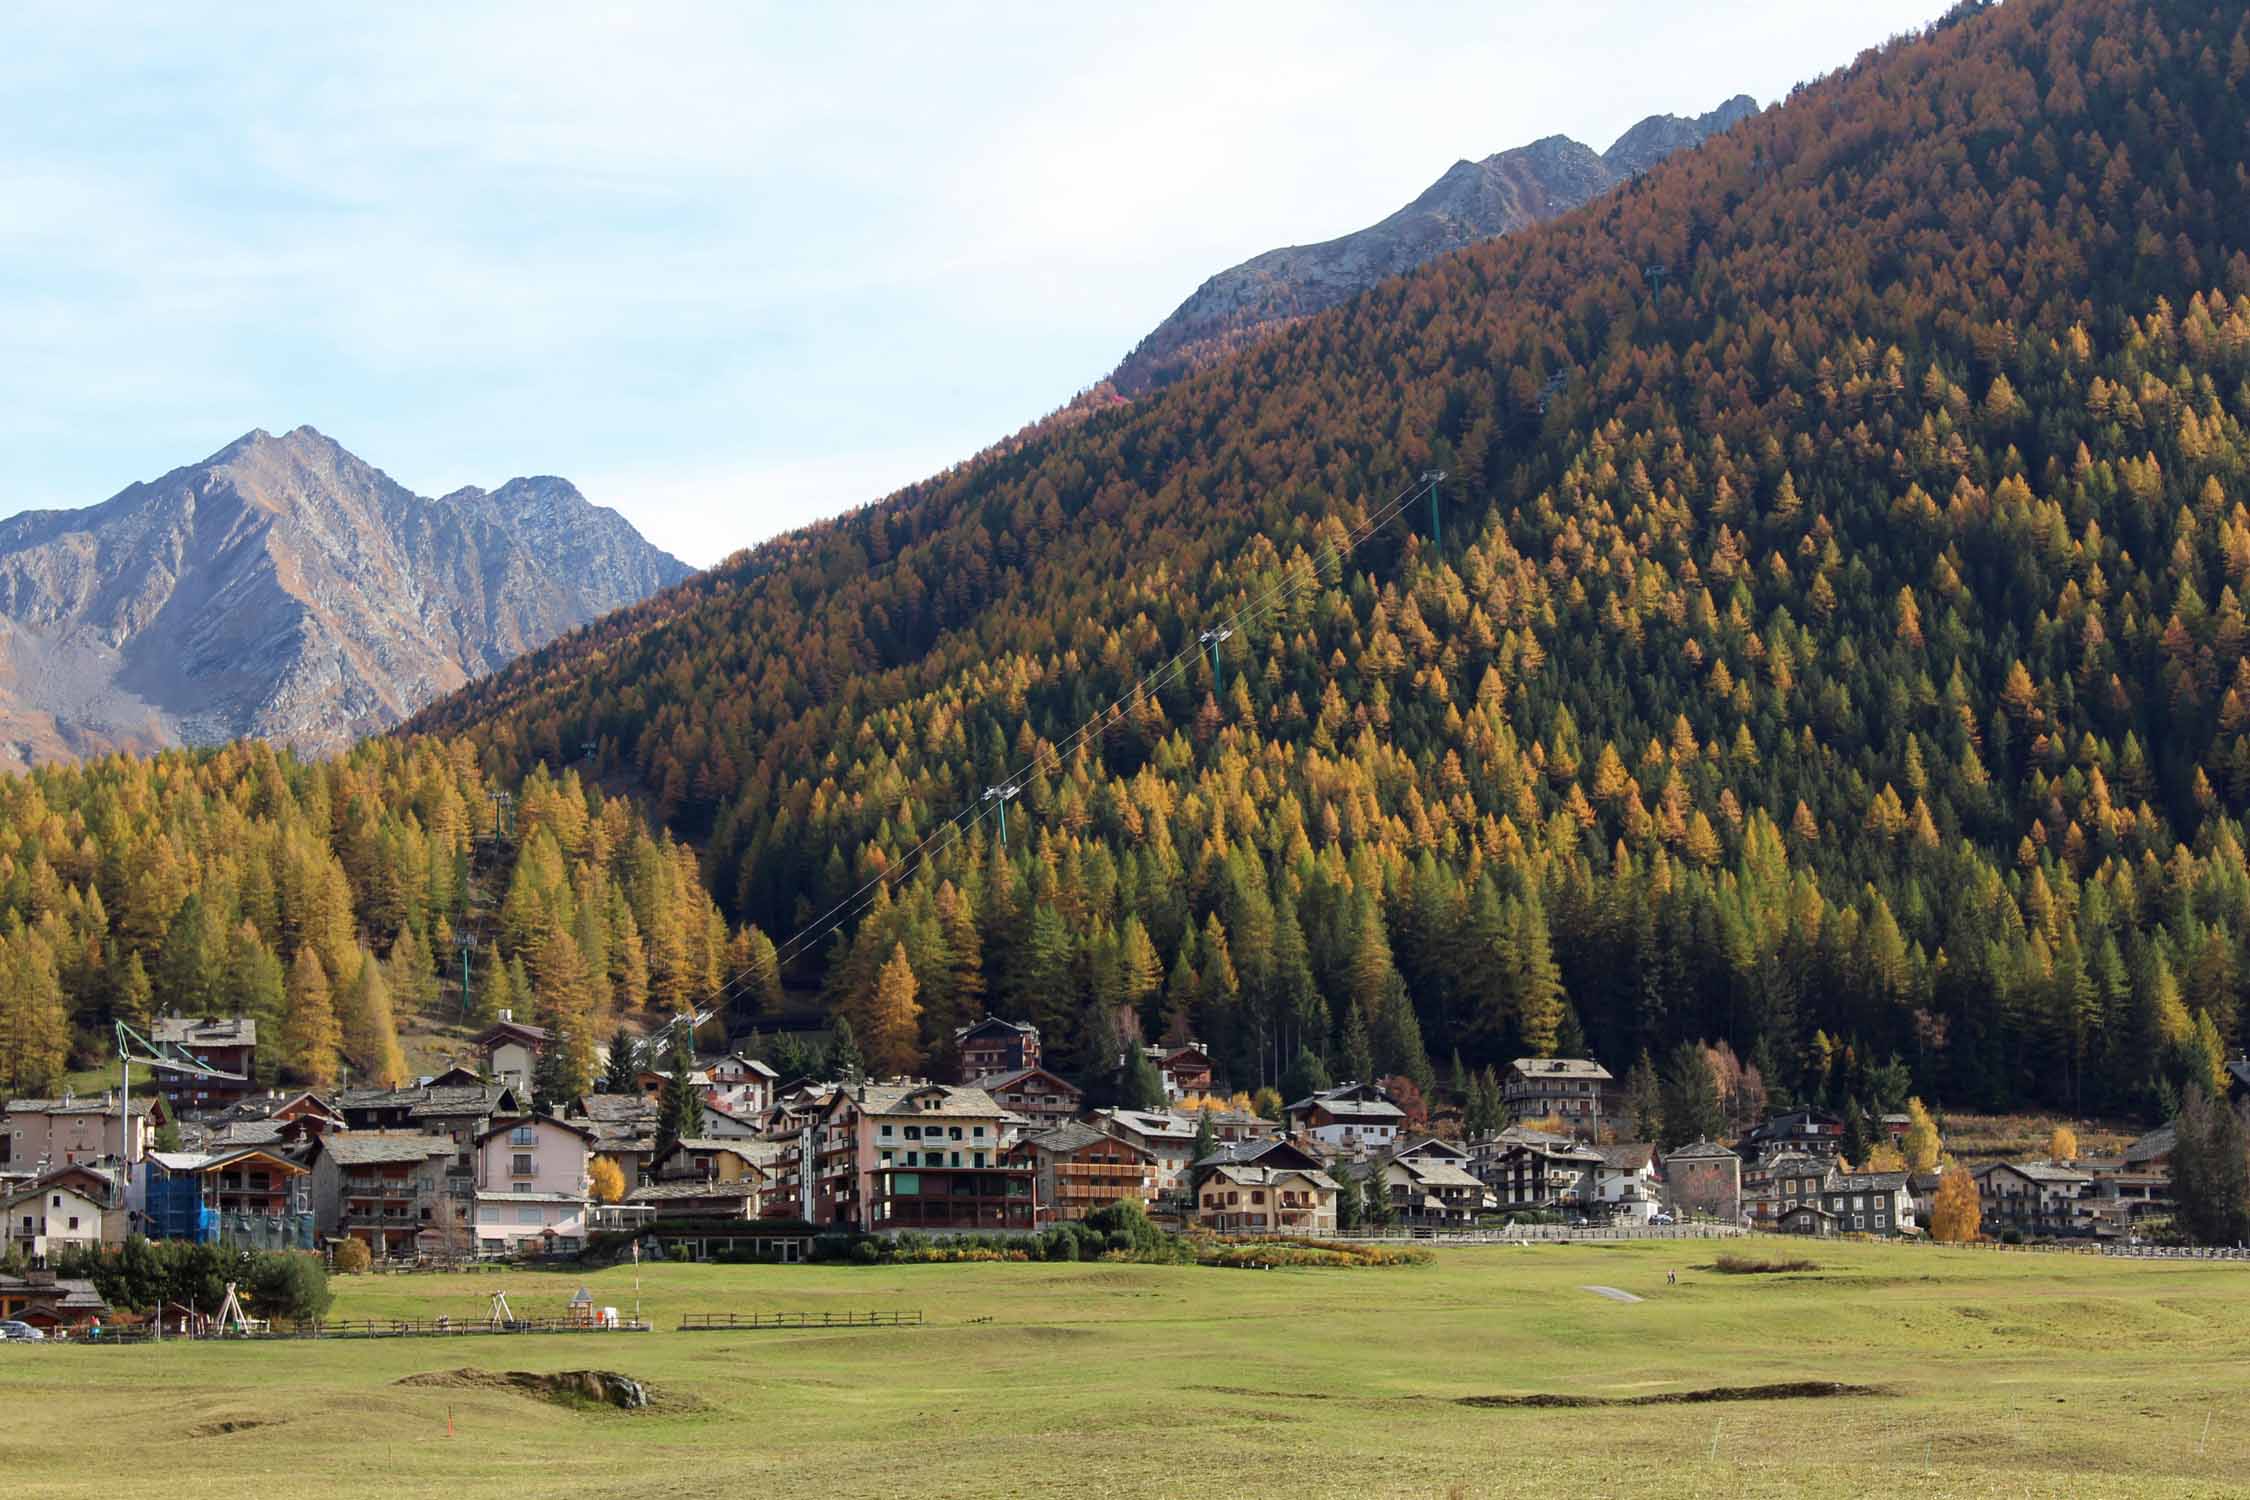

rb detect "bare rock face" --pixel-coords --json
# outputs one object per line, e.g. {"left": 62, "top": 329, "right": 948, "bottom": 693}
{"left": 0, "top": 427, "right": 691, "bottom": 766}
{"left": 1109, "top": 95, "right": 1759, "bottom": 397}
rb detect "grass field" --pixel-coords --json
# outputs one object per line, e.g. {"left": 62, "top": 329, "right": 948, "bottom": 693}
{"left": 2, "top": 1239, "right": 2245, "bottom": 1499}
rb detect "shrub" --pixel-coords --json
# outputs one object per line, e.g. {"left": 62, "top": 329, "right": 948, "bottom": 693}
{"left": 248, "top": 1251, "right": 334, "bottom": 1324}
{"left": 850, "top": 1239, "right": 880, "bottom": 1265}
{"left": 330, "top": 1239, "right": 372, "bottom": 1275}
{"left": 812, "top": 1233, "right": 856, "bottom": 1263}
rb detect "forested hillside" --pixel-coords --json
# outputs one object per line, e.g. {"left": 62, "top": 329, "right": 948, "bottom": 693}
{"left": 397, "top": 0, "right": 2250, "bottom": 1122}
{"left": 0, "top": 739, "right": 755, "bottom": 1098}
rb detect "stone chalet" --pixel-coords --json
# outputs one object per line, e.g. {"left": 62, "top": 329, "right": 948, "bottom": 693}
{"left": 468, "top": 1014, "right": 549, "bottom": 1095}
{"left": 1770, "top": 1161, "right": 1914, "bottom": 1236}
{"left": 1373, "top": 1138, "right": 1486, "bottom": 1226}
{"left": 307, "top": 1132, "right": 462, "bottom": 1258}
{"left": 1285, "top": 1083, "right": 1406, "bottom": 1152}
{"left": 1975, "top": 1160, "right": 2093, "bottom": 1238}
{"left": 1665, "top": 1137, "right": 1744, "bottom": 1222}
{"left": 2, "top": 1094, "right": 163, "bottom": 1173}
{"left": 1197, "top": 1162, "right": 1337, "bottom": 1234}
{"left": 150, "top": 1016, "right": 260, "bottom": 1111}
{"left": 973, "top": 1066, "right": 1084, "bottom": 1131}
{"left": 1479, "top": 1126, "right": 1605, "bottom": 1211}
{"left": 1023, "top": 1121, "right": 1157, "bottom": 1222}
{"left": 955, "top": 1017, "right": 1040, "bottom": 1083}
{"left": 1502, "top": 1058, "right": 1623, "bottom": 1138}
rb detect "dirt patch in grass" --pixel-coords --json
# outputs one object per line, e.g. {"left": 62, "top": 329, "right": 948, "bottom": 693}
{"left": 398, "top": 1367, "right": 686, "bottom": 1413}
{"left": 187, "top": 1414, "right": 286, "bottom": 1437}
{"left": 1707, "top": 1254, "right": 1821, "bottom": 1274}
{"left": 1458, "top": 1381, "right": 1882, "bottom": 1409}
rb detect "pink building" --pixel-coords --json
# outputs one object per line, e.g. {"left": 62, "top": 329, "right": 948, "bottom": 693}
{"left": 2, "top": 1094, "right": 163, "bottom": 1172}
{"left": 470, "top": 1115, "right": 594, "bottom": 1256}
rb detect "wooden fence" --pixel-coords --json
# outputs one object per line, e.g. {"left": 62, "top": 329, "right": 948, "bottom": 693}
{"left": 678, "top": 1309, "right": 923, "bottom": 1332}
{"left": 1321, "top": 1223, "right": 1748, "bottom": 1245}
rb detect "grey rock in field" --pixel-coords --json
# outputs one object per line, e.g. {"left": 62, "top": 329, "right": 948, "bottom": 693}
{"left": 1107, "top": 95, "right": 1758, "bottom": 397}
{"left": 0, "top": 426, "right": 692, "bottom": 765}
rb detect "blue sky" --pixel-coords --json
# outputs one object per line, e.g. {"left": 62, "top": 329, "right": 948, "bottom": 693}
{"left": 3, "top": 2, "right": 1947, "bottom": 566}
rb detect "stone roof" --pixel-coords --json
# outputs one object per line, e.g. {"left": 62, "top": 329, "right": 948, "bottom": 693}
{"left": 319, "top": 1134, "right": 457, "bottom": 1166}
{"left": 1664, "top": 1137, "right": 1741, "bottom": 1161}
{"left": 1596, "top": 1142, "right": 1659, "bottom": 1172}
{"left": 974, "top": 1066, "right": 1083, "bottom": 1096}
{"left": 857, "top": 1082, "right": 1003, "bottom": 1119}
{"left": 2124, "top": 1124, "right": 2177, "bottom": 1165}
{"left": 1833, "top": 1170, "right": 1910, "bottom": 1191}
{"left": 1098, "top": 1108, "right": 1199, "bottom": 1143}
{"left": 1979, "top": 1160, "right": 2091, "bottom": 1185}
{"left": 1207, "top": 1162, "right": 1338, "bottom": 1192}
{"left": 1025, "top": 1120, "right": 1112, "bottom": 1155}
{"left": 1507, "top": 1057, "right": 1615, "bottom": 1082}
{"left": 153, "top": 1016, "right": 257, "bottom": 1049}
{"left": 575, "top": 1094, "right": 658, "bottom": 1124}
{"left": 1393, "top": 1157, "right": 1483, "bottom": 1189}
{"left": 6, "top": 1095, "right": 157, "bottom": 1117}
{"left": 626, "top": 1179, "right": 760, "bottom": 1204}
{"left": 334, "top": 1083, "right": 513, "bottom": 1117}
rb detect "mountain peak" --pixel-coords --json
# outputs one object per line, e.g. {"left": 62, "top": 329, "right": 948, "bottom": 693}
{"left": 1106, "top": 95, "right": 1754, "bottom": 397}
{"left": 0, "top": 433, "right": 692, "bottom": 766}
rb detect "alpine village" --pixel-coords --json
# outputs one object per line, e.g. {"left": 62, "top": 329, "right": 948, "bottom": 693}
{"left": 6, "top": 3, "right": 2250, "bottom": 1496}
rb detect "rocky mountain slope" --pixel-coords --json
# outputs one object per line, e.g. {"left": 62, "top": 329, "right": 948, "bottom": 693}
{"left": 0, "top": 426, "right": 689, "bottom": 764}
{"left": 1104, "top": 95, "right": 1758, "bottom": 396}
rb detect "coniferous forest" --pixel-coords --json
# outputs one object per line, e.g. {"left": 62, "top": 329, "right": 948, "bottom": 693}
{"left": 9, "top": 0, "right": 2250, "bottom": 1128}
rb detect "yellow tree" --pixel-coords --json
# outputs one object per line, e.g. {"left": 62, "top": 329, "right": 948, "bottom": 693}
{"left": 588, "top": 1156, "right": 627, "bottom": 1204}
{"left": 1902, "top": 1097, "right": 1942, "bottom": 1173}
{"left": 1928, "top": 1165, "right": 1981, "bottom": 1242}
{"left": 282, "top": 948, "right": 342, "bottom": 1088}
{"left": 2048, "top": 1124, "right": 2079, "bottom": 1162}
{"left": 867, "top": 943, "right": 923, "bottom": 1079}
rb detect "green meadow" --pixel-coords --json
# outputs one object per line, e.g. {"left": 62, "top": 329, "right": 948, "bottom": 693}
{"left": 2, "top": 1240, "right": 2245, "bottom": 1499}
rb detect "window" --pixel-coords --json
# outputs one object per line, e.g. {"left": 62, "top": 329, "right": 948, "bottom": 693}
{"left": 67, "top": 1216, "right": 80, "bottom": 1231}
{"left": 517, "top": 1205, "right": 543, "bottom": 1224}
{"left": 973, "top": 1126, "right": 986, "bottom": 1139}
{"left": 512, "top": 1154, "right": 534, "bottom": 1177}
{"left": 904, "top": 1125, "right": 921, "bottom": 1140}
{"left": 949, "top": 1127, "right": 963, "bottom": 1140}
{"left": 510, "top": 1126, "right": 536, "bottom": 1146}
{"left": 880, "top": 1125, "right": 893, "bottom": 1138}
{"left": 1852, "top": 1215, "right": 1864, "bottom": 1230}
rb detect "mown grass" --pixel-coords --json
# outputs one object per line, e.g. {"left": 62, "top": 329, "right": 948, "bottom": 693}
{"left": 1, "top": 1239, "right": 2245, "bottom": 1498}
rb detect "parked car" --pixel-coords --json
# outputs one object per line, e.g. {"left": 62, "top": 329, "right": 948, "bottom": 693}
{"left": 0, "top": 1321, "right": 46, "bottom": 1341}
{"left": 1651, "top": 1212, "right": 1676, "bottom": 1225}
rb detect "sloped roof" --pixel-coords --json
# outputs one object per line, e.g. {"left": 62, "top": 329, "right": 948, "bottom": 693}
{"left": 858, "top": 1082, "right": 1003, "bottom": 1118}
{"left": 1394, "top": 1157, "right": 1483, "bottom": 1189}
{"left": 7, "top": 1095, "right": 157, "bottom": 1118}
{"left": 1026, "top": 1120, "right": 1111, "bottom": 1154}
{"left": 1207, "top": 1162, "right": 1338, "bottom": 1192}
{"left": 318, "top": 1133, "right": 457, "bottom": 1166}
{"left": 975, "top": 1066, "right": 1084, "bottom": 1096}
{"left": 626, "top": 1179, "right": 760, "bottom": 1203}
{"left": 153, "top": 1016, "right": 257, "bottom": 1048}
{"left": 1665, "top": 1137, "right": 1741, "bottom": 1161}
{"left": 956, "top": 1016, "right": 1037, "bottom": 1041}
{"left": 2124, "top": 1124, "right": 2177, "bottom": 1165}
{"left": 1977, "top": 1160, "right": 2090, "bottom": 1185}
{"left": 1507, "top": 1057, "right": 1614, "bottom": 1081}
{"left": 1595, "top": 1142, "right": 1659, "bottom": 1172}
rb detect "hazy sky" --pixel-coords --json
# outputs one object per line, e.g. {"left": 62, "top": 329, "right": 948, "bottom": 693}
{"left": 4, "top": 2, "right": 1948, "bottom": 567}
